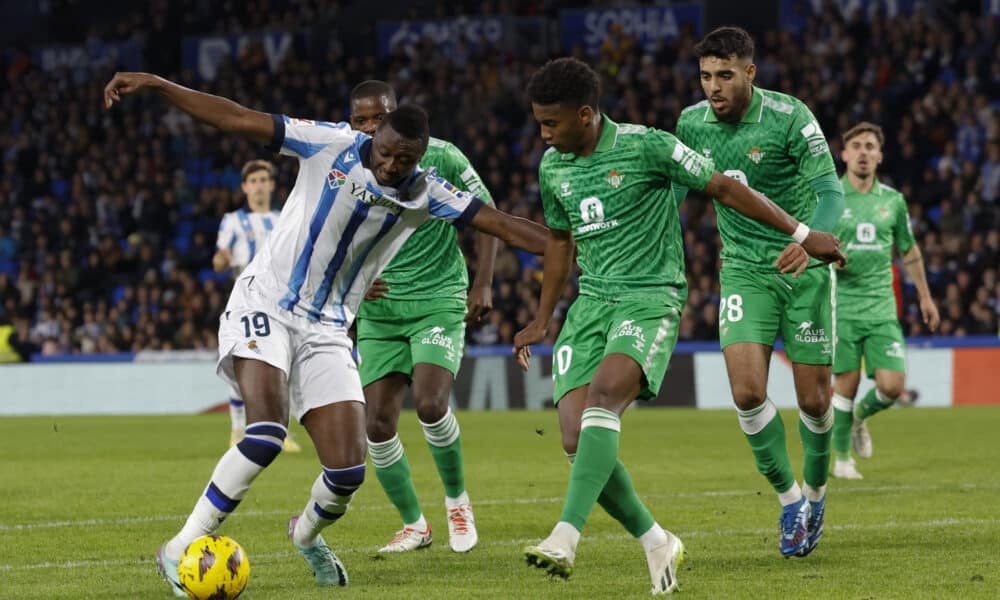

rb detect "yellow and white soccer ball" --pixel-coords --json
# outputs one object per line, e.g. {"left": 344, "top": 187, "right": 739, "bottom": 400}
{"left": 177, "top": 535, "right": 250, "bottom": 600}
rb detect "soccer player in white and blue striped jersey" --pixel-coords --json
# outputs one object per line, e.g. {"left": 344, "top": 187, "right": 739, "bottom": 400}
{"left": 212, "top": 160, "right": 302, "bottom": 453}
{"left": 104, "top": 71, "right": 548, "bottom": 595}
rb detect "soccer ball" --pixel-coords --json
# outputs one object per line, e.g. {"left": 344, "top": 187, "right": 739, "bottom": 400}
{"left": 177, "top": 535, "right": 250, "bottom": 600}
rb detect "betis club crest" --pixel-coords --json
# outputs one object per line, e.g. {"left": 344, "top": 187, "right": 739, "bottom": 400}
{"left": 607, "top": 168, "right": 624, "bottom": 188}
{"left": 747, "top": 146, "right": 765, "bottom": 164}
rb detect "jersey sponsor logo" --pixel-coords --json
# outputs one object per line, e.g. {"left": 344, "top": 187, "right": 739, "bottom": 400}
{"left": 327, "top": 169, "right": 348, "bottom": 189}
{"left": 611, "top": 319, "right": 647, "bottom": 353}
{"left": 576, "top": 196, "right": 619, "bottom": 234}
{"left": 794, "top": 321, "right": 830, "bottom": 345}
{"left": 799, "top": 121, "right": 829, "bottom": 157}
{"left": 560, "top": 182, "right": 572, "bottom": 197}
{"left": 348, "top": 181, "right": 403, "bottom": 216}
{"left": 607, "top": 168, "right": 624, "bottom": 188}
{"left": 670, "top": 143, "right": 709, "bottom": 176}
{"left": 747, "top": 146, "right": 765, "bottom": 164}
{"left": 886, "top": 341, "right": 905, "bottom": 358}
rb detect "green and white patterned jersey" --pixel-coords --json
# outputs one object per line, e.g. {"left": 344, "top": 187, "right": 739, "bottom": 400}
{"left": 358, "top": 137, "right": 493, "bottom": 313}
{"left": 539, "top": 115, "right": 714, "bottom": 300}
{"left": 674, "top": 87, "right": 836, "bottom": 271}
{"left": 834, "top": 175, "right": 915, "bottom": 321}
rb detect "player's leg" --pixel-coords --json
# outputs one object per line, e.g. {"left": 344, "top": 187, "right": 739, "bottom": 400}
{"left": 832, "top": 369, "right": 864, "bottom": 480}
{"left": 157, "top": 293, "right": 293, "bottom": 596}
{"left": 852, "top": 323, "right": 908, "bottom": 459}
{"left": 288, "top": 338, "right": 366, "bottom": 587}
{"left": 783, "top": 267, "right": 835, "bottom": 556}
{"left": 359, "top": 314, "right": 432, "bottom": 552}
{"left": 408, "top": 312, "right": 473, "bottom": 551}
{"left": 228, "top": 382, "right": 245, "bottom": 447}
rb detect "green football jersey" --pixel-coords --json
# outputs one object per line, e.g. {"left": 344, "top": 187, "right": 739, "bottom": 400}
{"left": 538, "top": 115, "right": 714, "bottom": 300}
{"left": 834, "top": 175, "right": 915, "bottom": 321}
{"left": 674, "top": 87, "right": 837, "bottom": 271}
{"left": 360, "top": 137, "right": 493, "bottom": 307}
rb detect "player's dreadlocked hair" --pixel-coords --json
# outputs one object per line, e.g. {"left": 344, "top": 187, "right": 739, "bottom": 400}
{"left": 350, "top": 80, "right": 397, "bottom": 104}
{"left": 694, "top": 26, "right": 755, "bottom": 61}
{"left": 526, "top": 57, "right": 600, "bottom": 109}
{"left": 380, "top": 104, "right": 429, "bottom": 145}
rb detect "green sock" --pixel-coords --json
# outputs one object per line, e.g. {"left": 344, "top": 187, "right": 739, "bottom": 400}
{"left": 737, "top": 398, "right": 796, "bottom": 494}
{"left": 831, "top": 393, "right": 854, "bottom": 461}
{"left": 368, "top": 435, "right": 422, "bottom": 524}
{"left": 855, "top": 388, "right": 894, "bottom": 421}
{"left": 568, "top": 453, "right": 655, "bottom": 538}
{"left": 421, "top": 408, "right": 465, "bottom": 498}
{"left": 560, "top": 408, "right": 621, "bottom": 531}
{"left": 799, "top": 407, "right": 833, "bottom": 489}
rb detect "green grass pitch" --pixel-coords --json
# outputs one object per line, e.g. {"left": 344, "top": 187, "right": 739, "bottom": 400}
{"left": 1, "top": 406, "right": 997, "bottom": 599}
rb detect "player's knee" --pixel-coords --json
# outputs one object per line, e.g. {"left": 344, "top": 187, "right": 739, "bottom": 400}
{"left": 365, "top": 410, "right": 397, "bottom": 443}
{"left": 878, "top": 380, "right": 904, "bottom": 400}
{"left": 413, "top": 393, "right": 449, "bottom": 424}
{"left": 797, "top": 391, "right": 829, "bottom": 417}
{"left": 730, "top": 383, "right": 767, "bottom": 411}
{"left": 561, "top": 424, "right": 581, "bottom": 455}
{"left": 236, "top": 422, "right": 288, "bottom": 467}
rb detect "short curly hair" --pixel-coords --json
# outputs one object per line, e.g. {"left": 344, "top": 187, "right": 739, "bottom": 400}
{"left": 526, "top": 57, "right": 600, "bottom": 109}
{"left": 694, "top": 26, "right": 755, "bottom": 61}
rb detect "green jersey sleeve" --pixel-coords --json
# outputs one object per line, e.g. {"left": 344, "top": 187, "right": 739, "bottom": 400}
{"left": 787, "top": 103, "right": 836, "bottom": 182}
{"left": 539, "top": 155, "right": 571, "bottom": 231}
{"left": 430, "top": 140, "right": 494, "bottom": 206}
{"left": 643, "top": 129, "right": 714, "bottom": 192}
{"left": 893, "top": 193, "right": 916, "bottom": 254}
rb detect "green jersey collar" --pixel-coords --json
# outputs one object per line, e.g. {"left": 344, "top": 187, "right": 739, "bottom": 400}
{"left": 704, "top": 87, "right": 763, "bottom": 124}
{"left": 841, "top": 173, "right": 882, "bottom": 196}
{"left": 560, "top": 115, "right": 619, "bottom": 160}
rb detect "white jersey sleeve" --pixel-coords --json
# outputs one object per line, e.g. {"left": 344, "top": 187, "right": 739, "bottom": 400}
{"left": 267, "top": 114, "right": 354, "bottom": 160}
{"left": 423, "top": 173, "right": 485, "bottom": 224}
{"left": 216, "top": 213, "right": 238, "bottom": 251}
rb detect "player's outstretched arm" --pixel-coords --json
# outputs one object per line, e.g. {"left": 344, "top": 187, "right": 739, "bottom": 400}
{"left": 467, "top": 204, "right": 547, "bottom": 256}
{"left": 103, "top": 72, "right": 274, "bottom": 145}
{"left": 901, "top": 245, "right": 940, "bottom": 331}
{"left": 703, "top": 172, "right": 846, "bottom": 273}
{"left": 467, "top": 232, "right": 499, "bottom": 323}
{"left": 512, "top": 228, "right": 574, "bottom": 371}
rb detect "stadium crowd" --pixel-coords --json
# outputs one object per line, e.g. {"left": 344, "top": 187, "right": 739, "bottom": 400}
{"left": 0, "top": 2, "right": 997, "bottom": 359}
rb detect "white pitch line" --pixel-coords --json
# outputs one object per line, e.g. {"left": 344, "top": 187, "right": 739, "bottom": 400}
{"left": 2, "top": 482, "right": 994, "bottom": 532}
{"left": 1, "top": 517, "right": 996, "bottom": 572}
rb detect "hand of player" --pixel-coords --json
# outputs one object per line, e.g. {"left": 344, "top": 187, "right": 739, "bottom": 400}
{"left": 920, "top": 296, "right": 940, "bottom": 332}
{"left": 800, "top": 230, "right": 847, "bottom": 268}
{"left": 466, "top": 284, "right": 493, "bottom": 323}
{"left": 364, "top": 278, "right": 389, "bottom": 301}
{"left": 513, "top": 320, "right": 547, "bottom": 371}
{"left": 212, "top": 249, "right": 232, "bottom": 273}
{"left": 775, "top": 242, "right": 810, "bottom": 277}
{"left": 104, "top": 72, "right": 155, "bottom": 109}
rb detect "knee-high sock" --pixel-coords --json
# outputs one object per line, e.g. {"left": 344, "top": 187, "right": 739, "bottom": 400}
{"left": 369, "top": 435, "right": 423, "bottom": 525}
{"left": 165, "top": 422, "right": 286, "bottom": 559}
{"left": 292, "top": 464, "right": 366, "bottom": 547}
{"left": 568, "top": 452, "right": 655, "bottom": 539}
{"left": 559, "top": 408, "right": 621, "bottom": 532}
{"left": 832, "top": 393, "right": 854, "bottom": 461}
{"left": 737, "top": 399, "right": 798, "bottom": 502}
{"left": 799, "top": 406, "right": 833, "bottom": 498}
{"left": 855, "top": 388, "right": 895, "bottom": 420}
{"left": 421, "top": 408, "right": 465, "bottom": 499}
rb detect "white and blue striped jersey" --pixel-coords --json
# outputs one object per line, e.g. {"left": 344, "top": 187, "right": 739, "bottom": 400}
{"left": 216, "top": 208, "right": 280, "bottom": 269}
{"left": 242, "top": 114, "right": 485, "bottom": 326}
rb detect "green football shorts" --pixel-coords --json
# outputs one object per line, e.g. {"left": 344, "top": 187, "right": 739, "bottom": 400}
{"left": 356, "top": 298, "right": 466, "bottom": 387}
{"left": 718, "top": 265, "right": 833, "bottom": 365}
{"left": 833, "top": 319, "right": 906, "bottom": 377}
{"left": 551, "top": 293, "right": 684, "bottom": 405}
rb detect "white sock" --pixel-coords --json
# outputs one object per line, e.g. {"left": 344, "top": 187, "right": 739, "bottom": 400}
{"left": 638, "top": 522, "right": 668, "bottom": 553}
{"left": 421, "top": 408, "right": 460, "bottom": 447}
{"left": 406, "top": 514, "right": 428, "bottom": 531}
{"left": 777, "top": 481, "right": 803, "bottom": 506}
{"left": 802, "top": 483, "right": 826, "bottom": 503}
{"left": 551, "top": 521, "right": 581, "bottom": 550}
{"left": 446, "top": 490, "right": 470, "bottom": 509}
